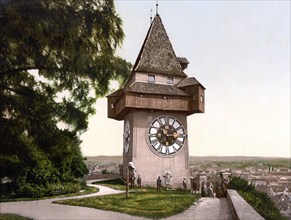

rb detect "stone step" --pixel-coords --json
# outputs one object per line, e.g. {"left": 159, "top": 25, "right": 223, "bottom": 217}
{"left": 165, "top": 197, "right": 233, "bottom": 220}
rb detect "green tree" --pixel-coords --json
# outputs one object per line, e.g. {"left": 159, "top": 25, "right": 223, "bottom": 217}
{"left": 0, "top": 0, "right": 131, "bottom": 197}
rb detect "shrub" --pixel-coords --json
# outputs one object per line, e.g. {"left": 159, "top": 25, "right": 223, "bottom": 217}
{"left": 17, "top": 183, "right": 46, "bottom": 198}
{"left": 1, "top": 178, "right": 86, "bottom": 199}
{"left": 229, "top": 176, "right": 286, "bottom": 220}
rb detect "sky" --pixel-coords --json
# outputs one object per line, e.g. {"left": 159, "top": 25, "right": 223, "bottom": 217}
{"left": 80, "top": 0, "right": 290, "bottom": 158}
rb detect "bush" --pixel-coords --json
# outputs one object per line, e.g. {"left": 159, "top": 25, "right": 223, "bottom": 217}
{"left": 17, "top": 183, "right": 46, "bottom": 198}
{"left": 1, "top": 178, "right": 86, "bottom": 199}
{"left": 229, "top": 176, "right": 286, "bottom": 220}
{"left": 101, "top": 169, "right": 108, "bottom": 174}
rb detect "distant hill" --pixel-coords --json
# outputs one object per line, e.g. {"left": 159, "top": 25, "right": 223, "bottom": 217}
{"left": 85, "top": 156, "right": 289, "bottom": 168}
{"left": 86, "top": 156, "right": 122, "bottom": 166}
{"left": 189, "top": 156, "right": 288, "bottom": 163}
{"left": 188, "top": 156, "right": 289, "bottom": 168}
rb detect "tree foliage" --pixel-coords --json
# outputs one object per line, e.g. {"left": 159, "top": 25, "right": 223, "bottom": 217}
{"left": 0, "top": 0, "right": 131, "bottom": 197}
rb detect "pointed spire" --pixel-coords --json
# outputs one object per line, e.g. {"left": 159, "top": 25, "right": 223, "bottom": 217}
{"left": 133, "top": 15, "right": 186, "bottom": 77}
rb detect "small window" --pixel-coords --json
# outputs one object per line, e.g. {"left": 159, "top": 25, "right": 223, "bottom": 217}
{"left": 200, "top": 95, "right": 204, "bottom": 103}
{"left": 148, "top": 74, "right": 155, "bottom": 83}
{"left": 167, "top": 76, "right": 174, "bottom": 84}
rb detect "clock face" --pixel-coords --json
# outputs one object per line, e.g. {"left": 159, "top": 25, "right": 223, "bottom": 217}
{"left": 148, "top": 116, "right": 186, "bottom": 156}
{"left": 123, "top": 119, "right": 130, "bottom": 154}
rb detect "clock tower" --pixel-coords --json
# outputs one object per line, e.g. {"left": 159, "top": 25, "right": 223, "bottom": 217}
{"left": 107, "top": 14, "right": 205, "bottom": 187}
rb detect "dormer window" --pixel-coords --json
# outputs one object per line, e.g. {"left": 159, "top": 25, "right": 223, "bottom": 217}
{"left": 148, "top": 74, "right": 155, "bottom": 83}
{"left": 167, "top": 76, "right": 174, "bottom": 85}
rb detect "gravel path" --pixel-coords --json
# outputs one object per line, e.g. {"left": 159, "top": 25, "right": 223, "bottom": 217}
{"left": 1, "top": 181, "right": 233, "bottom": 220}
{"left": 0, "top": 184, "right": 147, "bottom": 220}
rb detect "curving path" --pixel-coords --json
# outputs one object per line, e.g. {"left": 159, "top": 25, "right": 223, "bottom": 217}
{"left": 1, "top": 181, "right": 233, "bottom": 220}
{"left": 0, "top": 183, "right": 148, "bottom": 220}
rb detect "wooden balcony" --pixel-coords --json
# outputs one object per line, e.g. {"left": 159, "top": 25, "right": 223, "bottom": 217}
{"left": 108, "top": 89, "right": 204, "bottom": 120}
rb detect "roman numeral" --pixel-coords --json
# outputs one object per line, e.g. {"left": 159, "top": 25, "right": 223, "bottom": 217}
{"left": 173, "top": 143, "right": 181, "bottom": 151}
{"left": 164, "top": 116, "right": 169, "bottom": 125}
{"left": 165, "top": 147, "right": 169, "bottom": 155}
{"left": 172, "top": 146, "right": 177, "bottom": 152}
{"left": 175, "top": 125, "right": 182, "bottom": 131}
{"left": 169, "top": 117, "right": 175, "bottom": 126}
{"left": 151, "top": 125, "right": 159, "bottom": 130}
{"left": 157, "top": 118, "right": 163, "bottom": 126}
{"left": 156, "top": 144, "right": 162, "bottom": 152}
{"left": 149, "top": 133, "right": 157, "bottom": 137}
{"left": 178, "top": 133, "right": 185, "bottom": 138}
{"left": 151, "top": 138, "right": 158, "bottom": 146}
{"left": 175, "top": 139, "right": 183, "bottom": 146}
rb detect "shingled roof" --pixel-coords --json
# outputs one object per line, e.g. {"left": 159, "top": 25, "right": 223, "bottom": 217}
{"left": 177, "top": 77, "right": 206, "bottom": 89}
{"left": 107, "top": 81, "right": 190, "bottom": 99}
{"left": 106, "top": 88, "right": 123, "bottom": 97}
{"left": 127, "top": 82, "right": 189, "bottom": 96}
{"left": 133, "top": 14, "right": 186, "bottom": 77}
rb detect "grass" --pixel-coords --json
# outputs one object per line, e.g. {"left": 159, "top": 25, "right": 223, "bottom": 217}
{"left": 0, "top": 213, "right": 33, "bottom": 220}
{"left": 55, "top": 186, "right": 198, "bottom": 219}
{"left": 49, "top": 185, "right": 98, "bottom": 198}
{"left": 92, "top": 178, "right": 126, "bottom": 190}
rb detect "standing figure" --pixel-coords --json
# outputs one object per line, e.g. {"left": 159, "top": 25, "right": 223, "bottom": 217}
{"left": 207, "top": 182, "right": 214, "bottom": 197}
{"left": 191, "top": 179, "right": 198, "bottom": 193}
{"left": 119, "top": 164, "right": 123, "bottom": 177}
{"left": 156, "top": 176, "right": 162, "bottom": 192}
{"left": 182, "top": 178, "right": 187, "bottom": 191}
{"left": 130, "top": 173, "right": 135, "bottom": 188}
{"left": 216, "top": 184, "right": 223, "bottom": 198}
{"left": 137, "top": 175, "right": 142, "bottom": 188}
{"left": 201, "top": 180, "right": 207, "bottom": 197}
{"left": 222, "top": 176, "right": 230, "bottom": 197}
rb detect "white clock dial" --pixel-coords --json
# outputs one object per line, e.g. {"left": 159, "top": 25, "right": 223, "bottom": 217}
{"left": 148, "top": 116, "right": 186, "bottom": 156}
{"left": 123, "top": 119, "right": 130, "bottom": 154}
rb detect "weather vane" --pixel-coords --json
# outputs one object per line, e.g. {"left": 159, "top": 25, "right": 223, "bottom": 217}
{"left": 150, "top": 7, "right": 153, "bottom": 23}
{"left": 156, "top": 0, "right": 159, "bottom": 15}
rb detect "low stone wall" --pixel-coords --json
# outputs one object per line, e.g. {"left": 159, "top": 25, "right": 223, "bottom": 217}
{"left": 227, "top": 189, "right": 265, "bottom": 220}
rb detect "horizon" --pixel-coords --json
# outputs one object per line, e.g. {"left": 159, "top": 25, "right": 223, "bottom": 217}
{"left": 84, "top": 154, "right": 290, "bottom": 159}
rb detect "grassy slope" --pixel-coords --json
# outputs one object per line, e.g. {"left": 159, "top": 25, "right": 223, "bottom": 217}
{"left": 0, "top": 214, "right": 33, "bottom": 220}
{"left": 55, "top": 188, "right": 198, "bottom": 219}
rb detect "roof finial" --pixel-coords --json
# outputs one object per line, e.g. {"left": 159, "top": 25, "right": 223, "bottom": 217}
{"left": 150, "top": 7, "right": 153, "bottom": 24}
{"left": 156, "top": 0, "right": 159, "bottom": 15}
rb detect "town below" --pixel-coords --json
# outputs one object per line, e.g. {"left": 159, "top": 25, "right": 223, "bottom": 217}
{"left": 85, "top": 155, "right": 290, "bottom": 218}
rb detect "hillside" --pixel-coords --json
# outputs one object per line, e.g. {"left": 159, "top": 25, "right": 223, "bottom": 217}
{"left": 85, "top": 156, "right": 289, "bottom": 168}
